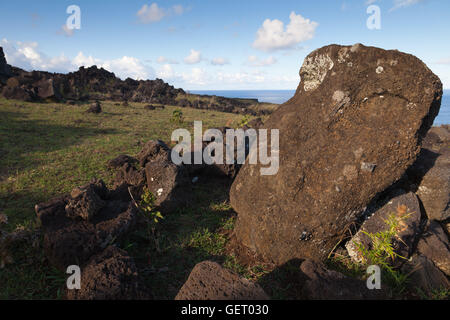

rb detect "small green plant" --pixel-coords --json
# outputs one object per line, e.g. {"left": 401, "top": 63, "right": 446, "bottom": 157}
{"left": 139, "top": 187, "right": 164, "bottom": 224}
{"left": 354, "top": 205, "right": 412, "bottom": 293}
{"left": 132, "top": 187, "right": 164, "bottom": 252}
{"left": 171, "top": 109, "right": 184, "bottom": 124}
{"left": 238, "top": 115, "right": 250, "bottom": 128}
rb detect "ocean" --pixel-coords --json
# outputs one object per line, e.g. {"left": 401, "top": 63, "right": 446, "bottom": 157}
{"left": 191, "top": 89, "right": 450, "bottom": 125}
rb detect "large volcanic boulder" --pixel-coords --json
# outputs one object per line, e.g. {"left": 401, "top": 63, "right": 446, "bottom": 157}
{"left": 230, "top": 44, "right": 442, "bottom": 264}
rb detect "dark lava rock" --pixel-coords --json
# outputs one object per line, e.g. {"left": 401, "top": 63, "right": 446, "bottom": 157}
{"left": 35, "top": 78, "right": 58, "bottom": 100}
{"left": 86, "top": 101, "right": 102, "bottom": 114}
{"left": 175, "top": 261, "right": 269, "bottom": 300}
{"left": 417, "top": 221, "right": 450, "bottom": 276}
{"left": 401, "top": 254, "right": 450, "bottom": 296}
{"left": 136, "top": 140, "right": 171, "bottom": 168}
{"left": 107, "top": 154, "right": 137, "bottom": 169}
{"left": 65, "top": 180, "right": 107, "bottom": 221}
{"left": 416, "top": 149, "right": 449, "bottom": 221}
{"left": 35, "top": 180, "right": 138, "bottom": 270}
{"left": 145, "top": 152, "right": 192, "bottom": 214}
{"left": 346, "top": 191, "right": 422, "bottom": 264}
{"left": 230, "top": 43, "right": 442, "bottom": 264}
{"left": 300, "top": 260, "right": 384, "bottom": 300}
{"left": 0, "top": 47, "right": 12, "bottom": 81}
{"left": 66, "top": 246, "right": 147, "bottom": 300}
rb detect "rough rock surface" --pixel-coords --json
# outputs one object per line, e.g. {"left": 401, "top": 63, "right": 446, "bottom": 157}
{"left": 66, "top": 246, "right": 146, "bottom": 300}
{"left": 175, "top": 261, "right": 269, "bottom": 300}
{"left": 300, "top": 260, "right": 384, "bottom": 300}
{"left": 35, "top": 180, "right": 138, "bottom": 270}
{"left": 399, "top": 125, "right": 449, "bottom": 221}
{"left": 417, "top": 221, "right": 450, "bottom": 276}
{"left": 0, "top": 47, "right": 11, "bottom": 81}
{"left": 145, "top": 151, "right": 193, "bottom": 213}
{"left": 346, "top": 191, "right": 422, "bottom": 263}
{"left": 108, "top": 155, "right": 137, "bottom": 169}
{"left": 401, "top": 254, "right": 450, "bottom": 295}
{"left": 230, "top": 44, "right": 442, "bottom": 264}
{"left": 86, "top": 101, "right": 102, "bottom": 114}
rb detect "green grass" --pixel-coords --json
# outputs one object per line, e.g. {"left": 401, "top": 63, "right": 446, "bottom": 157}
{"left": 0, "top": 98, "right": 249, "bottom": 299}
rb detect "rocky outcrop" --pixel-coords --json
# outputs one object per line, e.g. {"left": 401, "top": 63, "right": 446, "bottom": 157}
{"left": 175, "top": 261, "right": 269, "bottom": 300}
{"left": 230, "top": 44, "right": 442, "bottom": 264}
{"left": 0, "top": 47, "right": 270, "bottom": 115}
{"left": 0, "top": 47, "right": 12, "bottom": 84}
{"left": 345, "top": 191, "right": 422, "bottom": 264}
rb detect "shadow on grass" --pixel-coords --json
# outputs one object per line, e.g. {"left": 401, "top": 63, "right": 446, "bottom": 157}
{"left": 121, "top": 177, "right": 236, "bottom": 299}
{"left": 0, "top": 110, "right": 118, "bottom": 174}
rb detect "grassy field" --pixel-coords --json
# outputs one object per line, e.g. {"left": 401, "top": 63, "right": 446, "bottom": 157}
{"left": 1, "top": 98, "right": 447, "bottom": 300}
{"left": 0, "top": 98, "right": 255, "bottom": 299}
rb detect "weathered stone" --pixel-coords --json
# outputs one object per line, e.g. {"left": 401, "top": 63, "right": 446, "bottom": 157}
{"left": 417, "top": 221, "right": 450, "bottom": 276}
{"left": 416, "top": 148, "right": 449, "bottom": 221}
{"left": 36, "top": 183, "right": 138, "bottom": 270}
{"left": 66, "top": 246, "right": 147, "bottom": 300}
{"left": 300, "top": 260, "right": 384, "bottom": 300}
{"left": 65, "top": 181, "right": 107, "bottom": 221}
{"left": 34, "top": 78, "right": 58, "bottom": 99}
{"left": 107, "top": 154, "right": 137, "bottom": 169}
{"left": 145, "top": 154, "right": 192, "bottom": 214}
{"left": 136, "top": 140, "right": 171, "bottom": 167}
{"left": 0, "top": 47, "right": 11, "bottom": 79}
{"left": 401, "top": 254, "right": 450, "bottom": 296}
{"left": 346, "top": 191, "right": 422, "bottom": 264}
{"left": 230, "top": 44, "right": 442, "bottom": 264}
{"left": 175, "top": 261, "right": 269, "bottom": 300}
{"left": 86, "top": 101, "right": 102, "bottom": 113}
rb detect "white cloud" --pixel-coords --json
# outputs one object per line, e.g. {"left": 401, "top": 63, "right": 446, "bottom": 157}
{"left": 156, "top": 56, "right": 178, "bottom": 64}
{"left": 247, "top": 55, "right": 277, "bottom": 67}
{"left": 1, "top": 39, "right": 154, "bottom": 80}
{"left": 1, "top": 38, "right": 71, "bottom": 72}
{"left": 184, "top": 49, "right": 202, "bottom": 64}
{"left": 157, "top": 64, "right": 175, "bottom": 79}
{"left": 211, "top": 57, "right": 229, "bottom": 66}
{"left": 100, "top": 56, "right": 153, "bottom": 80}
{"left": 390, "top": 0, "right": 425, "bottom": 12}
{"left": 137, "top": 3, "right": 186, "bottom": 24}
{"left": 253, "top": 12, "right": 318, "bottom": 52}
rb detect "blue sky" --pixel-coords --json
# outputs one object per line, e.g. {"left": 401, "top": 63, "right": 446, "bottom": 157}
{"left": 0, "top": 0, "right": 449, "bottom": 90}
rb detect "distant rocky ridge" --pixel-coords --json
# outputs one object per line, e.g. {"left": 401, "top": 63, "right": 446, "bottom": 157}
{"left": 0, "top": 47, "right": 272, "bottom": 116}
